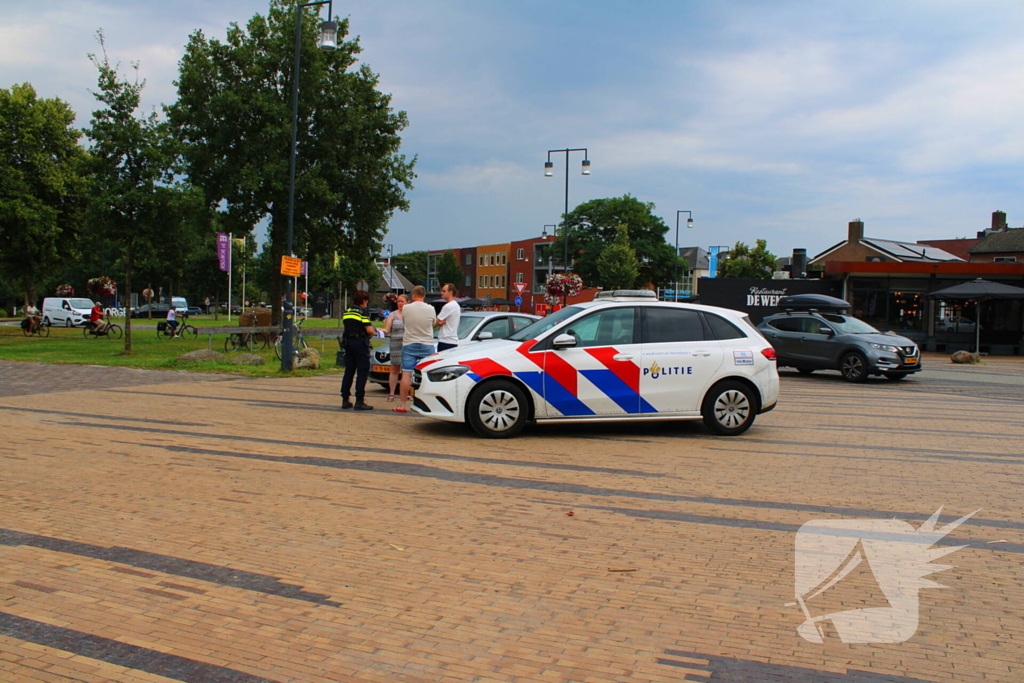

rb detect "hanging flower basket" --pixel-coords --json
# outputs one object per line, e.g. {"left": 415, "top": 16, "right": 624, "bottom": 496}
{"left": 55, "top": 284, "right": 75, "bottom": 297}
{"left": 545, "top": 272, "right": 584, "bottom": 305}
{"left": 87, "top": 276, "right": 117, "bottom": 297}
{"left": 142, "top": 288, "right": 154, "bottom": 300}
{"left": 383, "top": 292, "right": 398, "bottom": 304}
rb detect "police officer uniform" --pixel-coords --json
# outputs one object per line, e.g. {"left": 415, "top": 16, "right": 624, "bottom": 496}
{"left": 340, "top": 304, "right": 374, "bottom": 410}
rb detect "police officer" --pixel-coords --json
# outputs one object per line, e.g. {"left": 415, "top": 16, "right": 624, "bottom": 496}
{"left": 340, "top": 289, "right": 376, "bottom": 410}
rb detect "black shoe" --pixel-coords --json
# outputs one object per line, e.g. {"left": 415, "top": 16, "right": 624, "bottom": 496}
{"left": 341, "top": 399, "right": 354, "bottom": 409}
{"left": 354, "top": 402, "right": 373, "bottom": 411}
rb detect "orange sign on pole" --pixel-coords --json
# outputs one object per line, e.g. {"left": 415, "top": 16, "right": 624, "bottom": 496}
{"left": 280, "top": 256, "right": 302, "bottom": 277}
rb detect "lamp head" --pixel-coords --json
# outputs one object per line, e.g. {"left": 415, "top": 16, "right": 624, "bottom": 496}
{"left": 544, "top": 161, "right": 554, "bottom": 177}
{"left": 319, "top": 21, "right": 338, "bottom": 51}
{"left": 687, "top": 217, "right": 694, "bottom": 228}
{"left": 581, "top": 159, "right": 591, "bottom": 175}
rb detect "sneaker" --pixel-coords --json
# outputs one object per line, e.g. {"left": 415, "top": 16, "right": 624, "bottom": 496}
{"left": 341, "top": 399, "right": 354, "bottom": 409}
{"left": 354, "top": 402, "right": 374, "bottom": 411}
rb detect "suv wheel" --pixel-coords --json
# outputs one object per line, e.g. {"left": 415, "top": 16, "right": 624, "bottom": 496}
{"left": 467, "top": 379, "right": 528, "bottom": 438}
{"left": 702, "top": 380, "right": 756, "bottom": 436}
{"left": 840, "top": 352, "right": 868, "bottom": 383}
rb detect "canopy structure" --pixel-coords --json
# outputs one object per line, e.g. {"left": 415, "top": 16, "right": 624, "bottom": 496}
{"left": 927, "top": 278, "right": 1024, "bottom": 352}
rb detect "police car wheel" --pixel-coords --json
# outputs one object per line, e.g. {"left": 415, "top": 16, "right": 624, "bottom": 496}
{"left": 467, "top": 380, "right": 528, "bottom": 439}
{"left": 702, "top": 380, "right": 755, "bottom": 436}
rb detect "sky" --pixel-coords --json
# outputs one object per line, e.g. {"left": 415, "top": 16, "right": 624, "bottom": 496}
{"left": 4, "top": 0, "right": 1024, "bottom": 261}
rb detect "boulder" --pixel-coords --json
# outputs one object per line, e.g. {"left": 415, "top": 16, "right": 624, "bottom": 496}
{"left": 178, "top": 349, "right": 227, "bottom": 363}
{"left": 295, "top": 347, "right": 320, "bottom": 370}
{"left": 950, "top": 350, "right": 981, "bottom": 364}
{"left": 231, "top": 353, "right": 265, "bottom": 366}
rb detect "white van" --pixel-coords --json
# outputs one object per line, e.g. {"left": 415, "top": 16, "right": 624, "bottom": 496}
{"left": 171, "top": 297, "right": 189, "bottom": 313}
{"left": 42, "top": 297, "right": 96, "bottom": 327}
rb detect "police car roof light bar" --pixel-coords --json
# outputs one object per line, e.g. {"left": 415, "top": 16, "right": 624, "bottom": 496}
{"left": 595, "top": 290, "right": 659, "bottom": 301}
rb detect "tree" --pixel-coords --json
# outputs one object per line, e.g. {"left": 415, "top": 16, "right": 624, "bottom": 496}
{"left": 168, "top": 0, "right": 416, "bottom": 322}
{"left": 0, "top": 83, "right": 88, "bottom": 305}
{"left": 436, "top": 250, "right": 463, "bottom": 291}
{"left": 391, "top": 250, "right": 427, "bottom": 287}
{"left": 558, "top": 195, "right": 682, "bottom": 288}
{"left": 84, "top": 32, "right": 181, "bottom": 354}
{"left": 719, "top": 239, "right": 778, "bottom": 279}
{"left": 596, "top": 226, "right": 640, "bottom": 290}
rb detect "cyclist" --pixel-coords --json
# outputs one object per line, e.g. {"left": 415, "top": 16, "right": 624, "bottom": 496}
{"left": 88, "top": 302, "right": 107, "bottom": 334}
{"left": 166, "top": 307, "right": 182, "bottom": 338}
{"left": 23, "top": 301, "right": 41, "bottom": 333}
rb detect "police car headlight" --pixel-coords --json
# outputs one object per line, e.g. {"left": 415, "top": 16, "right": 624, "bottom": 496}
{"left": 870, "top": 343, "right": 899, "bottom": 353}
{"left": 426, "top": 365, "right": 470, "bottom": 382}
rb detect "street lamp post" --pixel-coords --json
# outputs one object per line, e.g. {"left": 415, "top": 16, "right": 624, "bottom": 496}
{"left": 544, "top": 148, "right": 590, "bottom": 270}
{"left": 282, "top": 0, "right": 338, "bottom": 370}
{"left": 674, "top": 210, "right": 694, "bottom": 302}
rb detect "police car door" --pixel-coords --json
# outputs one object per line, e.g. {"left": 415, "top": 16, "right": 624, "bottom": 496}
{"left": 639, "top": 307, "right": 724, "bottom": 414}
{"left": 542, "top": 306, "right": 641, "bottom": 417}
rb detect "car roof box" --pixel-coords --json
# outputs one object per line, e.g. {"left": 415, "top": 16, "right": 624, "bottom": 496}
{"left": 779, "top": 293, "right": 850, "bottom": 312}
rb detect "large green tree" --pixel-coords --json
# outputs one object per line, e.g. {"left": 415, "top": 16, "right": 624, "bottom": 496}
{"left": 436, "top": 250, "right": 463, "bottom": 291}
{"left": 85, "top": 34, "right": 182, "bottom": 353}
{"left": 391, "top": 250, "right": 427, "bottom": 288}
{"left": 0, "top": 83, "right": 88, "bottom": 305}
{"left": 168, "top": 0, "right": 416, "bottom": 322}
{"left": 719, "top": 239, "right": 778, "bottom": 278}
{"left": 596, "top": 226, "right": 640, "bottom": 290}
{"left": 558, "top": 194, "right": 682, "bottom": 288}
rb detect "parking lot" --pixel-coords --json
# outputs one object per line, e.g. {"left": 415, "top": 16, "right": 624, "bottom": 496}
{"left": 1, "top": 354, "right": 1022, "bottom": 682}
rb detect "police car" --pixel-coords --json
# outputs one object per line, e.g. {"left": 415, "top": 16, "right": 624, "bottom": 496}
{"left": 411, "top": 290, "right": 779, "bottom": 438}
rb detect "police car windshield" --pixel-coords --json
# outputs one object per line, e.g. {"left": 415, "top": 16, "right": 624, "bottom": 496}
{"left": 507, "top": 306, "right": 585, "bottom": 341}
{"left": 820, "top": 314, "right": 879, "bottom": 334}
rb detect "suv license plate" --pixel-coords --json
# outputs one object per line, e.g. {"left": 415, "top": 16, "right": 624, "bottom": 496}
{"left": 904, "top": 357, "right": 918, "bottom": 364}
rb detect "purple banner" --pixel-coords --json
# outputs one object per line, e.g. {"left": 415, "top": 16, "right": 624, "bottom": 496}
{"left": 217, "top": 233, "right": 230, "bottom": 272}
{"left": 301, "top": 261, "right": 308, "bottom": 276}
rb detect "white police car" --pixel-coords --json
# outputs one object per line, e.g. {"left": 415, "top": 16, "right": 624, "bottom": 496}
{"left": 411, "top": 290, "right": 779, "bottom": 438}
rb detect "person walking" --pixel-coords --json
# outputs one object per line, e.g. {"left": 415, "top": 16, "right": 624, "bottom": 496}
{"left": 394, "top": 285, "right": 436, "bottom": 413}
{"left": 436, "top": 283, "right": 461, "bottom": 352}
{"left": 340, "top": 290, "right": 376, "bottom": 411}
{"left": 383, "top": 293, "right": 408, "bottom": 402}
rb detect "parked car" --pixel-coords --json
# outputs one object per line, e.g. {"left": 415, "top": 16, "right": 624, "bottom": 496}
{"left": 186, "top": 306, "right": 204, "bottom": 316}
{"left": 369, "top": 311, "right": 540, "bottom": 389}
{"left": 936, "top": 316, "right": 978, "bottom": 333}
{"left": 757, "top": 294, "right": 921, "bottom": 382}
{"left": 42, "top": 297, "right": 96, "bottom": 327}
{"left": 410, "top": 291, "right": 779, "bottom": 438}
{"left": 130, "top": 303, "right": 172, "bottom": 318}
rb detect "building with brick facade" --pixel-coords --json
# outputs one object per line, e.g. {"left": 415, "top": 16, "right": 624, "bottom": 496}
{"left": 475, "top": 242, "right": 510, "bottom": 301}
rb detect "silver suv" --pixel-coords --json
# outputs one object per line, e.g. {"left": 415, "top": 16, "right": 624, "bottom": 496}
{"left": 757, "top": 295, "right": 921, "bottom": 382}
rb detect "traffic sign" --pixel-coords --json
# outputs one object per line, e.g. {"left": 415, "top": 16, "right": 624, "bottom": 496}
{"left": 514, "top": 296, "right": 523, "bottom": 307}
{"left": 280, "top": 256, "right": 302, "bottom": 277}
{"left": 356, "top": 280, "right": 370, "bottom": 291}
{"left": 513, "top": 282, "right": 527, "bottom": 295}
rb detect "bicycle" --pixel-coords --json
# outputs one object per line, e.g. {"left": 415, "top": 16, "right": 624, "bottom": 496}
{"left": 83, "top": 321, "right": 123, "bottom": 339}
{"left": 21, "top": 318, "right": 50, "bottom": 337}
{"left": 157, "top": 314, "right": 197, "bottom": 340}
{"left": 273, "top": 316, "right": 309, "bottom": 360}
{"left": 225, "top": 310, "right": 269, "bottom": 353}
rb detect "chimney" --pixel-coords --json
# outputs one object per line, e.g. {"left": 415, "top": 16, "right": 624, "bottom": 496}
{"left": 992, "top": 211, "right": 1007, "bottom": 232}
{"left": 848, "top": 219, "right": 864, "bottom": 242}
{"left": 792, "top": 249, "right": 807, "bottom": 279}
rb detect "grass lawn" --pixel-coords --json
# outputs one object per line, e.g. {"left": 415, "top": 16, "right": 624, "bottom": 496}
{"left": 0, "top": 317, "right": 385, "bottom": 378}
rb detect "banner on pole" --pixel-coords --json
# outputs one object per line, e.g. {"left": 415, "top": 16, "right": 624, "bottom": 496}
{"left": 217, "top": 233, "right": 230, "bottom": 272}
{"left": 301, "top": 261, "right": 308, "bottom": 277}
{"left": 281, "top": 256, "right": 302, "bottom": 277}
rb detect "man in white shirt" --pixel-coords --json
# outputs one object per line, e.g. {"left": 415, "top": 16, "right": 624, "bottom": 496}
{"left": 436, "top": 283, "right": 461, "bottom": 352}
{"left": 395, "top": 285, "right": 437, "bottom": 413}
{"left": 166, "top": 307, "right": 181, "bottom": 338}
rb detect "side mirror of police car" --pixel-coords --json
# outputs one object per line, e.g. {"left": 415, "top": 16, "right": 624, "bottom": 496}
{"left": 552, "top": 333, "right": 577, "bottom": 349}
{"left": 477, "top": 331, "right": 493, "bottom": 340}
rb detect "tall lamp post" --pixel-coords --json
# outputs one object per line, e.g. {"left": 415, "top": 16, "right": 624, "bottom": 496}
{"left": 544, "top": 148, "right": 590, "bottom": 270}
{"left": 282, "top": 0, "right": 338, "bottom": 370}
{"left": 674, "top": 210, "right": 694, "bottom": 302}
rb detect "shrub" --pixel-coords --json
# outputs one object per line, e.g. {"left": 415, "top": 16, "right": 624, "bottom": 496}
{"left": 0, "top": 308, "right": 8, "bottom": 318}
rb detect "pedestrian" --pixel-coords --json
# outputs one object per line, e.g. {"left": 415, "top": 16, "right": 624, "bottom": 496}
{"left": 394, "top": 285, "right": 436, "bottom": 413}
{"left": 383, "top": 293, "right": 408, "bottom": 402}
{"left": 340, "top": 290, "right": 376, "bottom": 410}
{"left": 436, "top": 282, "right": 461, "bottom": 352}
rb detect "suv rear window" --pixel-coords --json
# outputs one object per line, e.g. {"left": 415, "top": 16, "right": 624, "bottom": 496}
{"left": 768, "top": 317, "right": 803, "bottom": 332}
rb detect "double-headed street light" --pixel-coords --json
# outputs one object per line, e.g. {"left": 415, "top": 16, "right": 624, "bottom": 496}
{"left": 282, "top": 0, "right": 337, "bottom": 370}
{"left": 674, "top": 211, "right": 694, "bottom": 302}
{"left": 544, "top": 148, "right": 590, "bottom": 270}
